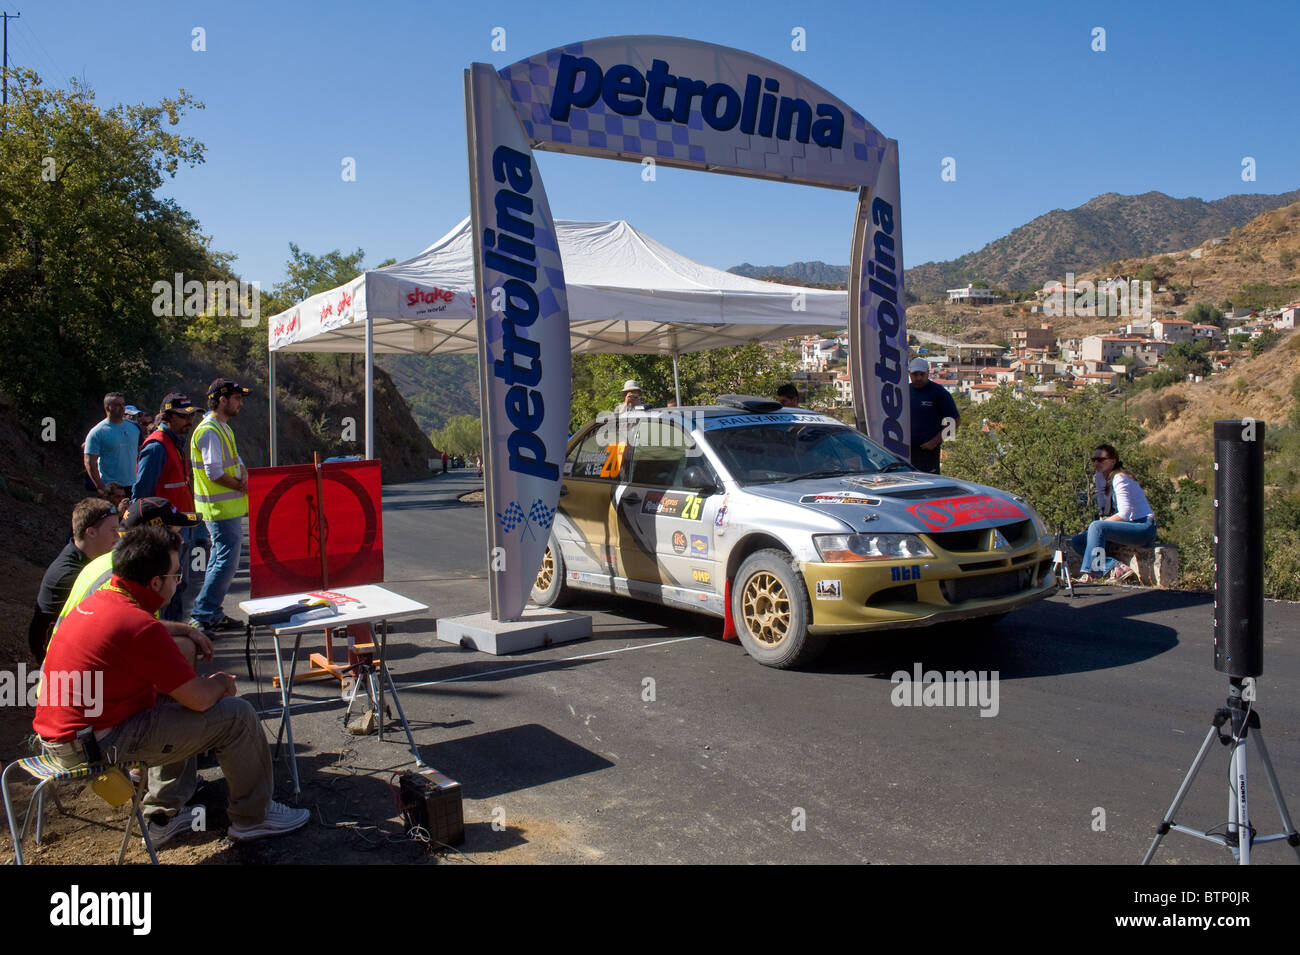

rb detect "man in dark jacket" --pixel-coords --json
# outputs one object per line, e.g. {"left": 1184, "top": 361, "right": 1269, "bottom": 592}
{"left": 909, "top": 358, "right": 960, "bottom": 474}
{"left": 134, "top": 393, "right": 200, "bottom": 621}
{"left": 27, "top": 499, "right": 119, "bottom": 659}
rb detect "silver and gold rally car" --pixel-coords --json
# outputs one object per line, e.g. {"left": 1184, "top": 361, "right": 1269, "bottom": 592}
{"left": 531, "top": 396, "right": 1057, "bottom": 668}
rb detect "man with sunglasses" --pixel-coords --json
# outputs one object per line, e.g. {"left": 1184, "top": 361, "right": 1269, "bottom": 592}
{"left": 35, "top": 524, "right": 310, "bottom": 846}
{"left": 134, "top": 394, "right": 200, "bottom": 621}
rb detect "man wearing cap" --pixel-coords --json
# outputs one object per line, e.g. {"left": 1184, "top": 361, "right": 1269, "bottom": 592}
{"left": 84, "top": 392, "right": 141, "bottom": 499}
{"left": 50, "top": 498, "right": 214, "bottom": 665}
{"left": 190, "top": 378, "right": 250, "bottom": 634}
{"left": 617, "top": 380, "right": 644, "bottom": 413}
{"left": 909, "top": 358, "right": 960, "bottom": 474}
{"left": 135, "top": 394, "right": 200, "bottom": 621}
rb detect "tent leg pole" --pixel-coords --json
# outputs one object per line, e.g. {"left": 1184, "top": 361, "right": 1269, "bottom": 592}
{"left": 268, "top": 348, "right": 277, "bottom": 467}
{"left": 365, "top": 316, "right": 375, "bottom": 460}
{"left": 672, "top": 352, "right": 682, "bottom": 406}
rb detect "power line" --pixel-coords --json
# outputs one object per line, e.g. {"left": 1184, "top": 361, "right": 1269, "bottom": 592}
{"left": 18, "top": 16, "right": 65, "bottom": 84}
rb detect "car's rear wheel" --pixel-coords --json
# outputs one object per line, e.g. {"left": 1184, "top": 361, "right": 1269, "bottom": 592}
{"left": 531, "top": 536, "right": 573, "bottom": 608}
{"left": 731, "top": 549, "right": 825, "bottom": 668}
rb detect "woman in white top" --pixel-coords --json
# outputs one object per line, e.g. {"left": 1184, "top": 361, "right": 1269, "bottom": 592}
{"left": 1070, "top": 443, "right": 1156, "bottom": 582}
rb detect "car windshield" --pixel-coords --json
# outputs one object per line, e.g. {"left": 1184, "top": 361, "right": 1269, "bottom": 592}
{"left": 701, "top": 421, "right": 907, "bottom": 485}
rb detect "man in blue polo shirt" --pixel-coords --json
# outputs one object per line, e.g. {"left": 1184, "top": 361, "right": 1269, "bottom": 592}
{"left": 909, "top": 358, "right": 960, "bottom": 474}
{"left": 84, "top": 392, "right": 141, "bottom": 498}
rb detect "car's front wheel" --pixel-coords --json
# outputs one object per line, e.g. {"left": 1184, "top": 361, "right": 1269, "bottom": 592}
{"left": 531, "top": 536, "right": 573, "bottom": 608}
{"left": 731, "top": 549, "right": 825, "bottom": 668}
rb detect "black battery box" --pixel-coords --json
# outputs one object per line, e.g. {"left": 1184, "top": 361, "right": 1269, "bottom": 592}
{"left": 399, "top": 768, "right": 464, "bottom": 848}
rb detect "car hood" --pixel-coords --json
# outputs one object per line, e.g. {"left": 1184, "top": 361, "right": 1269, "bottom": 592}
{"left": 742, "top": 472, "right": 1034, "bottom": 535}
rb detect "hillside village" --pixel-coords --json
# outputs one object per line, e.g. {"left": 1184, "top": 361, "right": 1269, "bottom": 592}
{"left": 797, "top": 300, "right": 1296, "bottom": 408}
{"left": 786, "top": 202, "right": 1300, "bottom": 411}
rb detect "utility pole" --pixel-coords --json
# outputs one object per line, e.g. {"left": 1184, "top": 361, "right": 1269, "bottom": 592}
{"left": 2, "top": 11, "right": 20, "bottom": 106}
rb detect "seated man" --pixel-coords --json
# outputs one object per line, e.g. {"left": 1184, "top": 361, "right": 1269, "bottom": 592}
{"left": 34, "top": 525, "right": 310, "bottom": 844}
{"left": 51, "top": 497, "right": 213, "bottom": 665}
{"left": 28, "top": 498, "right": 119, "bottom": 660}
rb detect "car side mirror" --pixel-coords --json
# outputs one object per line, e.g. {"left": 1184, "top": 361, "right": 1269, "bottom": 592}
{"left": 682, "top": 465, "right": 718, "bottom": 493}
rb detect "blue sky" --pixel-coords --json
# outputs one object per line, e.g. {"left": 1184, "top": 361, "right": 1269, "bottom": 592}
{"left": 12, "top": 0, "right": 1300, "bottom": 289}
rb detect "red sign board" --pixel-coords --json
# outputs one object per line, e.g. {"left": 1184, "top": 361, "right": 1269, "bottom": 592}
{"left": 906, "top": 494, "right": 1025, "bottom": 532}
{"left": 247, "top": 460, "right": 384, "bottom": 598}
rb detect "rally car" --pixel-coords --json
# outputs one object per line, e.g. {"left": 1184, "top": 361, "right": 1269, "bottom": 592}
{"left": 531, "top": 396, "right": 1057, "bottom": 668}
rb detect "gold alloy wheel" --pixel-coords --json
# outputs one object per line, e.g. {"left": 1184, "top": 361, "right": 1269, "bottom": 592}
{"left": 740, "top": 571, "right": 791, "bottom": 646}
{"left": 535, "top": 547, "right": 554, "bottom": 594}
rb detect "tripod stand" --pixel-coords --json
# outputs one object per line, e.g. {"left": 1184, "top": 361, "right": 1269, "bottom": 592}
{"left": 1144, "top": 680, "right": 1300, "bottom": 864}
{"left": 340, "top": 622, "right": 425, "bottom": 767}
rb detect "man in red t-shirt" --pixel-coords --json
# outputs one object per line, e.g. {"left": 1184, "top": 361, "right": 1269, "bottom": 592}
{"left": 35, "top": 525, "right": 309, "bottom": 845}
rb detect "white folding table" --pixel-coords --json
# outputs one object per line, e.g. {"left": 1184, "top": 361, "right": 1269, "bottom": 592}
{"left": 238, "top": 584, "right": 429, "bottom": 795}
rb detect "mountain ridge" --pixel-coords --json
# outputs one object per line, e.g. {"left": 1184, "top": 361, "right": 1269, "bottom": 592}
{"left": 729, "top": 188, "right": 1300, "bottom": 300}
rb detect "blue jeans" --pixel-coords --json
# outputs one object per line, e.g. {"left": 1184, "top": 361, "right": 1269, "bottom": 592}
{"left": 1071, "top": 515, "right": 1157, "bottom": 573}
{"left": 192, "top": 516, "right": 243, "bottom": 624}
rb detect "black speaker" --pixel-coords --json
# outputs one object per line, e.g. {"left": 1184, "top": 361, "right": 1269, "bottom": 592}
{"left": 1213, "top": 419, "right": 1265, "bottom": 678}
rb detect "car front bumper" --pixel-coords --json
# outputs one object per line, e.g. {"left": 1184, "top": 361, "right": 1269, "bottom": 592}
{"left": 798, "top": 545, "right": 1057, "bottom": 635}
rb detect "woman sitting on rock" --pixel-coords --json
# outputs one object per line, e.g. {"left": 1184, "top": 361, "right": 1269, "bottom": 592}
{"left": 1070, "top": 443, "right": 1156, "bottom": 583}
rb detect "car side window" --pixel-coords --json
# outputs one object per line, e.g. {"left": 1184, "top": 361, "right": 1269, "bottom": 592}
{"left": 625, "top": 420, "right": 717, "bottom": 488}
{"left": 567, "top": 422, "right": 630, "bottom": 481}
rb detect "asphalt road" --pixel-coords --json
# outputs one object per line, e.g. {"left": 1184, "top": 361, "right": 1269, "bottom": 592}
{"left": 220, "top": 470, "right": 1300, "bottom": 865}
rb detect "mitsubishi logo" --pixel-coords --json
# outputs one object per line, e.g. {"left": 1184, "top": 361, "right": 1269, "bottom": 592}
{"left": 991, "top": 529, "right": 1010, "bottom": 551}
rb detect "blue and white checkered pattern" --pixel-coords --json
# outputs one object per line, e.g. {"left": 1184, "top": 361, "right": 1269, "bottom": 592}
{"left": 497, "top": 500, "right": 525, "bottom": 534}
{"left": 499, "top": 44, "right": 709, "bottom": 165}
{"left": 498, "top": 43, "right": 889, "bottom": 186}
{"left": 529, "top": 498, "right": 556, "bottom": 532}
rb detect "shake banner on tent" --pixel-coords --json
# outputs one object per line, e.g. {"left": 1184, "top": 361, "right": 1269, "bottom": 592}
{"left": 496, "top": 36, "right": 887, "bottom": 191}
{"left": 467, "top": 62, "right": 571, "bottom": 621}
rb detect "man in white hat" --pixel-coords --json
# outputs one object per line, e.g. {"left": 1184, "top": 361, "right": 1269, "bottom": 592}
{"left": 909, "top": 357, "right": 959, "bottom": 474}
{"left": 617, "top": 380, "right": 644, "bottom": 413}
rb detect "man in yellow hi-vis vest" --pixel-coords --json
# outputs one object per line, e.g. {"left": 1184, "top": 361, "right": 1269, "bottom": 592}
{"left": 189, "top": 378, "right": 250, "bottom": 634}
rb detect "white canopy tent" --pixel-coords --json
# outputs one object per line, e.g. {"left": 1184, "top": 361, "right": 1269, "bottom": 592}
{"left": 265, "top": 218, "right": 848, "bottom": 461}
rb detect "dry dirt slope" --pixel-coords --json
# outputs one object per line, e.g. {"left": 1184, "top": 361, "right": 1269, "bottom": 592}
{"left": 1133, "top": 329, "right": 1300, "bottom": 464}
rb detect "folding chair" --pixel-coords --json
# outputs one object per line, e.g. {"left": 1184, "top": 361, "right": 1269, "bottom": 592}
{"left": 2, "top": 755, "right": 158, "bottom": 865}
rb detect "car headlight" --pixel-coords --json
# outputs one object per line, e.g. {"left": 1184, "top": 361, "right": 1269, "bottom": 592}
{"left": 813, "top": 533, "right": 935, "bottom": 562}
{"left": 1014, "top": 497, "right": 1051, "bottom": 543}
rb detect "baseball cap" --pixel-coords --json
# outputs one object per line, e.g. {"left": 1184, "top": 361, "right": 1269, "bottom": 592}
{"left": 160, "top": 393, "right": 198, "bottom": 415}
{"left": 119, "top": 497, "right": 201, "bottom": 532}
{"left": 208, "top": 378, "right": 250, "bottom": 400}
{"left": 123, "top": 405, "right": 141, "bottom": 416}
{"left": 908, "top": 358, "right": 930, "bottom": 373}
{"left": 622, "top": 380, "right": 641, "bottom": 393}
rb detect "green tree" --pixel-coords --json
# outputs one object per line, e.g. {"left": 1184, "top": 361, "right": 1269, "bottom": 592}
{"left": 0, "top": 68, "right": 226, "bottom": 411}
{"left": 1136, "top": 264, "right": 1157, "bottom": 283}
{"left": 430, "top": 414, "right": 483, "bottom": 458}
{"left": 1183, "top": 301, "right": 1224, "bottom": 328}
{"left": 1164, "top": 339, "right": 1212, "bottom": 379}
{"left": 1249, "top": 328, "right": 1282, "bottom": 357}
{"left": 569, "top": 343, "right": 800, "bottom": 431}
{"left": 943, "top": 387, "right": 1172, "bottom": 537}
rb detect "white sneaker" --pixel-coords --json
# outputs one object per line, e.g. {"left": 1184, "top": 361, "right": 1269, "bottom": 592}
{"left": 144, "top": 806, "right": 198, "bottom": 848}
{"left": 228, "top": 800, "right": 311, "bottom": 841}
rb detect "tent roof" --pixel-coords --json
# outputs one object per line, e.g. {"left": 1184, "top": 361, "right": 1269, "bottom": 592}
{"left": 267, "top": 218, "right": 847, "bottom": 356}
